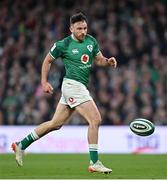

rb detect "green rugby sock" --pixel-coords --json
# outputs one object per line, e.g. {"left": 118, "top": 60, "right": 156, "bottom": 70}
{"left": 19, "top": 131, "right": 39, "bottom": 150}
{"left": 89, "top": 144, "right": 98, "bottom": 164}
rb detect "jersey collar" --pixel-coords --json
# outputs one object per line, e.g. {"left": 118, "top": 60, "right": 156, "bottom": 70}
{"left": 71, "top": 34, "right": 85, "bottom": 42}
{"left": 71, "top": 34, "right": 79, "bottom": 42}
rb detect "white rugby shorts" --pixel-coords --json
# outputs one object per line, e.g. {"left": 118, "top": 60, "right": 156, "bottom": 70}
{"left": 59, "top": 78, "right": 93, "bottom": 108}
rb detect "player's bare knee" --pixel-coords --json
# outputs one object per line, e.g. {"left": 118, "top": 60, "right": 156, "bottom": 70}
{"left": 54, "top": 125, "right": 62, "bottom": 130}
{"left": 49, "top": 121, "right": 63, "bottom": 131}
{"left": 89, "top": 116, "right": 102, "bottom": 127}
{"left": 96, "top": 118, "right": 102, "bottom": 126}
{"left": 95, "top": 115, "right": 102, "bottom": 125}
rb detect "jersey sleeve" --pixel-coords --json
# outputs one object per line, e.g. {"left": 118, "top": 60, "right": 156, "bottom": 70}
{"left": 49, "top": 41, "right": 64, "bottom": 59}
{"left": 93, "top": 39, "right": 100, "bottom": 57}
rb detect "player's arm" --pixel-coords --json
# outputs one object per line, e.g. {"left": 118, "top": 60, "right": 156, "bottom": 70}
{"left": 41, "top": 54, "right": 54, "bottom": 94}
{"left": 94, "top": 52, "right": 117, "bottom": 68}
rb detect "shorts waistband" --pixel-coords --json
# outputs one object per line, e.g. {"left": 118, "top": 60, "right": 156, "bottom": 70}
{"left": 63, "top": 78, "right": 85, "bottom": 86}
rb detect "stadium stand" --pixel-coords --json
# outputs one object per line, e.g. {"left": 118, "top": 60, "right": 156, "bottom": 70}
{"left": 0, "top": 0, "right": 167, "bottom": 125}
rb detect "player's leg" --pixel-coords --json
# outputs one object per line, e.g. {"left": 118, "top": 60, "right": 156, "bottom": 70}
{"left": 12, "top": 103, "right": 74, "bottom": 166}
{"left": 75, "top": 100, "right": 101, "bottom": 163}
{"left": 34, "top": 103, "right": 74, "bottom": 137}
{"left": 76, "top": 100, "right": 101, "bottom": 144}
{"left": 75, "top": 100, "right": 112, "bottom": 173}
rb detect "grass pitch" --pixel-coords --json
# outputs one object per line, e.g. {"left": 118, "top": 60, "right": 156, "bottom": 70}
{"left": 0, "top": 154, "right": 167, "bottom": 179}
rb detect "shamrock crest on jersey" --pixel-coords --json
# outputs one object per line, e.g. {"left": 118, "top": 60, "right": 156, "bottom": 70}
{"left": 87, "top": 45, "right": 93, "bottom": 52}
{"left": 81, "top": 54, "right": 89, "bottom": 64}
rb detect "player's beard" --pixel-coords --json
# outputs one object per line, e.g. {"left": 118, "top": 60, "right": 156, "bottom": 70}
{"left": 74, "top": 33, "right": 85, "bottom": 41}
{"left": 78, "top": 34, "right": 85, "bottom": 41}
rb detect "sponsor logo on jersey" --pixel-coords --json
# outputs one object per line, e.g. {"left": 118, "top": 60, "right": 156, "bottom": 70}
{"left": 81, "top": 54, "right": 89, "bottom": 64}
{"left": 79, "top": 64, "right": 92, "bottom": 69}
{"left": 72, "top": 48, "right": 79, "bottom": 54}
{"left": 87, "top": 45, "right": 93, "bottom": 52}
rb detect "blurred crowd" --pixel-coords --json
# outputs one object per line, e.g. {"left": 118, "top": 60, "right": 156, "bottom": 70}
{"left": 0, "top": 0, "right": 167, "bottom": 125}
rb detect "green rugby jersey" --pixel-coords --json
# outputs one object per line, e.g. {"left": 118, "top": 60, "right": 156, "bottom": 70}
{"left": 49, "top": 34, "right": 100, "bottom": 86}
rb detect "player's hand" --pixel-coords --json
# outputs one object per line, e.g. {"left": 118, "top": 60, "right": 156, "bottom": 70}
{"left": 107, "top": 57, "right": 117, "bottom": 68}
{"left": 41, "top": 82, "right": 54, "bottom": 94}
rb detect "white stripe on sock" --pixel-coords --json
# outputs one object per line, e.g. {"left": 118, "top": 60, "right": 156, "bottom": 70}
{"left": 89, "top": 148, "right": 98, "bottom": 151}
{"left": 31, "top": 130, "right": 39, "bottom": 140}
{"left": 89, "top": 144, "right": 98, "bottom": 151}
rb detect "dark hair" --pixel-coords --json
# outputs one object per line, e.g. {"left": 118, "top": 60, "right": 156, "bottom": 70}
{"left": 70, "top": 12, "right": 87, "bottom": 24}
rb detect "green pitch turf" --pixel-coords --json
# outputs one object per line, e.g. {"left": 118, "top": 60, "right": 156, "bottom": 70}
{"left": 0, "top": 154, "right": 167, "bottom": 179}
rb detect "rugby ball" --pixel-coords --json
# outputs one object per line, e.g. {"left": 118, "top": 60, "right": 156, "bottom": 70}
{"left": 130, "top": 118, "right": 155, "bottom": 136}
